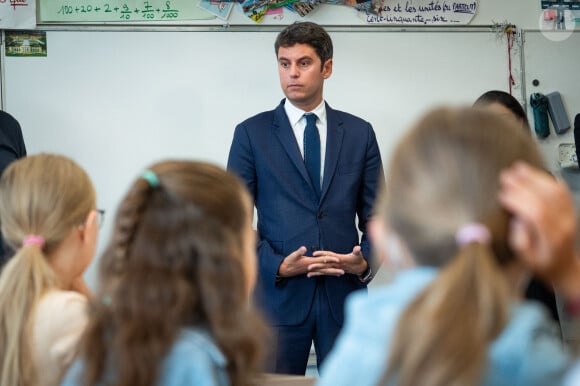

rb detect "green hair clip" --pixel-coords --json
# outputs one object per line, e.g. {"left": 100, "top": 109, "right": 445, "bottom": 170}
{"left": 142, "top": 170, "right": 160, "bottom": 188}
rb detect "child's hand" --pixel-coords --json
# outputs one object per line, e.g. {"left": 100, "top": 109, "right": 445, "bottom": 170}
{"left": 499, "top": 162, "right": 580, "bottom": 298}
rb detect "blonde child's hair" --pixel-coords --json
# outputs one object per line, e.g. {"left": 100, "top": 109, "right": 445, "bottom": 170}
{"left": 378, "top": 107, "right": 544, "bottom": 386}
{"left": 0, "top": 153, "right": 95, "bottom": 386}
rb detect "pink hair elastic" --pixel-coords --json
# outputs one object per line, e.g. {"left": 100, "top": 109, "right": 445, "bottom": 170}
{"left": 23, "top": 235, "right": 45, "bottom": 248}
{"left": 455, "top": 223, "right": 491, "bottom": 246}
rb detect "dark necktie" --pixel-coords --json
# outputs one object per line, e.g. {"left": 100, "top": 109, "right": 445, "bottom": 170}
{"left": 304, "top": 113, "right": 321, "bottom": 198}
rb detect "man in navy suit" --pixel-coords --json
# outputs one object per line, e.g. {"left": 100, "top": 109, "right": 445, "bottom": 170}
{"left": 0, "top": 111, "right": 26, "bottom": 266}
{"left": 227, "top": 22, "right": 383, "bottom": 375}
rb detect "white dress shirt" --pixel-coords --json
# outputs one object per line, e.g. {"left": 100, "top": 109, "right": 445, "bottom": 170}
{"left": 284, "top": 99, "right": 327, "bottom": 187}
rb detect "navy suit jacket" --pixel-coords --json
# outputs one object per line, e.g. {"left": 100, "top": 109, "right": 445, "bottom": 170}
{"left": 228, "top": 100, "right": 383, "bottom": 327}
{"left": 0, "top": 111, "right": 26, "bottom": 266}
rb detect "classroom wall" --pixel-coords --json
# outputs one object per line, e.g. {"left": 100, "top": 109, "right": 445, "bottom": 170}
{"left": 3, "top": 0, "right": 578, "bottom": 288}
{"left": 4, "top": 29, "right": 510, "bottom": 286}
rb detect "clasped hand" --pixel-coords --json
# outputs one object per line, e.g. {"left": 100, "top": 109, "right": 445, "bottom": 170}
{"left": 277, "top": 245, "right": 368, "bottom": 278}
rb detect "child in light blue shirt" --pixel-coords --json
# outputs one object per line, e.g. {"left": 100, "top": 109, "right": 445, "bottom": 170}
{"left": 318, "top": 107, "right": 573, "bottom": 386}
{"left": 62, "top": 161, "right": 267, "bottom": 386}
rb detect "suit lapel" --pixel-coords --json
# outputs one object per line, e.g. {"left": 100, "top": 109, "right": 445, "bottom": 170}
{"left": 272, "top": 101, "right": 313, "bottom": 189}
{"left": 321, "top": 103, "right": 344, "bottom": 202}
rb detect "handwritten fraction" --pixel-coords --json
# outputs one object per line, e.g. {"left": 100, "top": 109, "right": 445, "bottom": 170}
{"left": 56, "top": 0, "right": 179, "bottom": 20}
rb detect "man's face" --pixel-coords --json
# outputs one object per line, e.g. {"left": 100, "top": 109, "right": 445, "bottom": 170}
{"left": 277, "top": 43, "right": 332, "bottom": 112}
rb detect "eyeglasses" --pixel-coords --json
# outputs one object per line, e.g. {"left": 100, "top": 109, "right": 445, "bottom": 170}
{"left": 96, "top": 209, "right": 105, "bottom": 229}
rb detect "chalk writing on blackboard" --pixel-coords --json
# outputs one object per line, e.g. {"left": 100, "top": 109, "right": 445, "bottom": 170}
{"left": 56, "top": 1, "right": 178, "bottom": 20}
{"left": 363, "top": 0, "right": 478, "bottom": 25}
{"left": 40, "top": 0, "right": 214, "bottom": 22}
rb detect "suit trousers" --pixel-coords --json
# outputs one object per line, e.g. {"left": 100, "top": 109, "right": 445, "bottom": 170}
{"left": 267, "top": 279, "right": 342, "bottom": 375}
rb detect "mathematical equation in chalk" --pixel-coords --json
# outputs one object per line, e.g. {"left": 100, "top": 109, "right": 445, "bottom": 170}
{"left": 56, "top": 0, "right": 179, "bottom": 20}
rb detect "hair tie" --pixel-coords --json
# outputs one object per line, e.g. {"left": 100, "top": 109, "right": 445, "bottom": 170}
{"left": 23, "top": 235, "right": 45, "bottom": 248}
{"left": 455, "top": 223, "right": 491, "bottom": 246}
{"left": 102, "top": 295, "right": 112, "bottom": 306}
{"left": 142, "top": 170, "right": 160, "bottom": 188}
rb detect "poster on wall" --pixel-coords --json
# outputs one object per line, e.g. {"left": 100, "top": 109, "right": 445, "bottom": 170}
{"left": 363, "top": 0, "right": 479, "bottom": 25}
{"left": 0, "top": 0, "right": 36, "bottom": 29}
{"left": 211, "top": 0, "right": 479, "bottom": 24}
{"left": 198, "top": 0, "right": 234, "bottom": 20}
{"left": 5, "top": 31, "right": 47, "bottom": 57}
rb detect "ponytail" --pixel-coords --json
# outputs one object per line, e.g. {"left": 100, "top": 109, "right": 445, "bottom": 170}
{"left": 0, "top": 243, "right": 57, "bottom": 386}
{"left": 0, "top": 154, "right": 96, "bottom": 386}
{"left": 375, "top": 107, "right": 545, "bottom": 386}
{"left": 380, "top": 242, "right": 510, "bottom": 386}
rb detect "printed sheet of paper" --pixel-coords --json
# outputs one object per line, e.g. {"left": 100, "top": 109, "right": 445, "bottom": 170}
{"left": 0, "top": 0, "right": 36, "bottom": 29}
{"left": 363, "top": 0, "right": 478, "bottom": 25}
{"left": 198, "top": 0, "right": 234, "bottom": 20}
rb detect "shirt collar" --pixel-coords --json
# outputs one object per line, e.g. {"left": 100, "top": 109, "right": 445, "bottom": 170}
{"left": 284, "top": 98, "right": 326, "bottom": 127}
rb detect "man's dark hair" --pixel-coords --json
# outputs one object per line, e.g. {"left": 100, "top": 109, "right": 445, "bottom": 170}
{"left": 275, "top": 22, "right": 333, "bottom": 70}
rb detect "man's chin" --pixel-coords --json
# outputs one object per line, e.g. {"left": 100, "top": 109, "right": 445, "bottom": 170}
{"left": 284, "top": 94, "right": 308, "bottom": 106}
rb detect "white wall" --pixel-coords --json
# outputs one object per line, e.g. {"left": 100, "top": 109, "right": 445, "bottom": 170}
{"left": 4, "top": 0, "right": 579, "bottom": 288}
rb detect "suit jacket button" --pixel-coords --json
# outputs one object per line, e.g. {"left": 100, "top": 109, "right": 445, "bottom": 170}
{"left": 317, "top": 212, "right": 324, "bottom": 219}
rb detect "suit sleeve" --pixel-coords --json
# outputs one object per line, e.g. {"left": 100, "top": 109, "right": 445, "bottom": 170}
{"left": 227, "top": 123, "right": 257, "bottom": 198}
{"left": 227, "top": 123, "right": 286, "bottom": 285}
{"left": 357, "top": 123, "right": 384, "bottom": 268}
{"left": 0, "top": 112, "right": 26, "bottom": 178}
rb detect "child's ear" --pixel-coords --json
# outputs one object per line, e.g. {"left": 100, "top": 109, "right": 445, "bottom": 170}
{"left": 79, "top": 210, "right": 98, "bottom": 241}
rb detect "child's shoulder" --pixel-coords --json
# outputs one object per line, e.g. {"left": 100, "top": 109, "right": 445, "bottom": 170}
{"left": 503, "top": 301, "right": 561, "bottom": 343}
{"left": 172, "top": 328, "right": 226, "bottom": 363}
{"left": 34, "top": 289, "right": 88, "bottom": 332}
{"left": 485, "top": 301, "right": 571, "bottom": 386}
{"left": 347, "top": 267, "right": 438, "bottom": 315}
{"left": 39, "top": 289, "right": 87, "bottom": 307}
{"left": 160, "top": 327, "right": 230, "bottom": 386}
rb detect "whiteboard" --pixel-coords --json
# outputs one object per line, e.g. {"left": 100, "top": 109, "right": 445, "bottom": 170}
{"left": 3, "top": 30, "right": 509, "bottom": 285}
